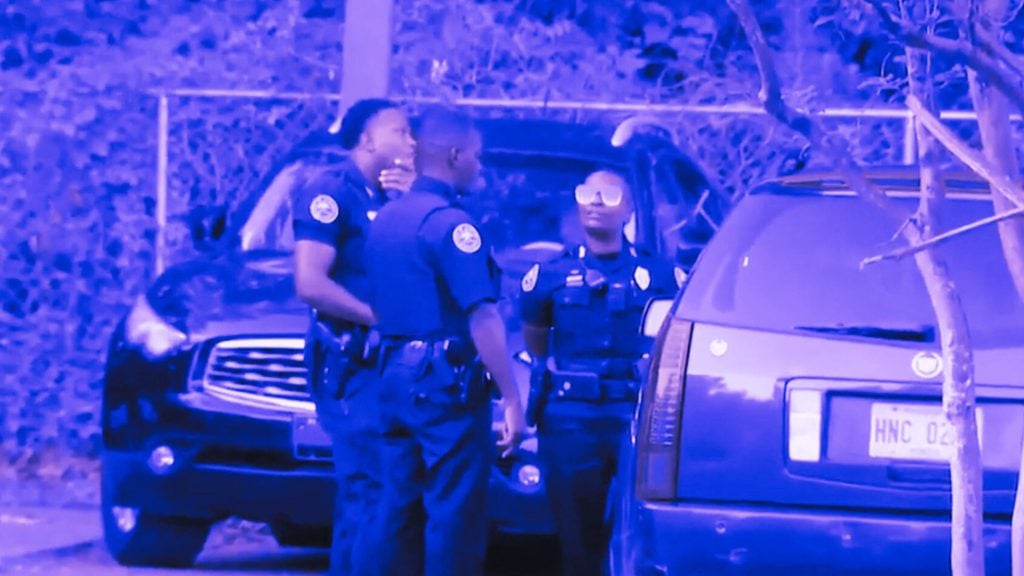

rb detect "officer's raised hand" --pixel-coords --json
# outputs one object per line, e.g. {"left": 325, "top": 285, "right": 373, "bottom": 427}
{"left": 378, "top": 157, "right": 416, "bottom": 195}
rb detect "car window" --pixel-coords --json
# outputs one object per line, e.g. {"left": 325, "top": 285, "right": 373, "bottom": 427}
{"left": 238, "top": 161, "right": 306, "bottom": 252}
{"left": 678, "top": 192, "right": 1024, "bottom": 348}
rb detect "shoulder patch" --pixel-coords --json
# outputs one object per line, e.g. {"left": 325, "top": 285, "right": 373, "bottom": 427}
{"left": 452, "top": 223, "right": 482, "bottom": 254}
{"left": 309, "top": 194, "right": 340, "bottom": 224}
{"left": 521, "top": 264, "right": 540, "bottom": 293}
{"left": 674, "top": 266, "right": 688, "bottom": 289}
{"left": 633, "top": 266, "right": 651, "bottom": 291}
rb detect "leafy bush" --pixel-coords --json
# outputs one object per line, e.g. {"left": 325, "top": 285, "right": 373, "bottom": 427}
{"left": 0, "top": 0, "right": 914, "bottom": 502}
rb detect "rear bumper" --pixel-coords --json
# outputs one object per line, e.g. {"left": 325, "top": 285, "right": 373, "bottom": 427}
{"left": 623, "top": 501, "right": 1010, "bottom": 575}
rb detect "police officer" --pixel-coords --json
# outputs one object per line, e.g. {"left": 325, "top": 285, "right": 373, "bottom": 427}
{"left": 365, "top": 108, "right": 527, "bottom": 576}
{"left": 518, "top": 170, "right": 682, "bottom": 576}
{"left": 292, "top": 98, "right": 416, "bottom": 576}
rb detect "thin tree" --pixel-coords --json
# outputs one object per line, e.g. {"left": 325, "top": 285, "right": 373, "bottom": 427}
{"left": 862, "top": 0, "right": 1024, "bottom": 570}
{"left": 725, "top": 0, "right": 990, "bottom": 573}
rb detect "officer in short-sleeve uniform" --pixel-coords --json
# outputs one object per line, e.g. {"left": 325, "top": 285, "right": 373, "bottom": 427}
{"left": 365, "top": 175, "right": 498, "bottom": 576}
{"left": 518, "top": 172, "right": 682, "bottom": 576}
{"left": 292, "top": 155, "right": 389, "bottom": 573}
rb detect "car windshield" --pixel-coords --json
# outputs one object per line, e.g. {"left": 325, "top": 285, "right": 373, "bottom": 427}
{"left": 678, "top": 191, "right": 1024, "bottom": 349}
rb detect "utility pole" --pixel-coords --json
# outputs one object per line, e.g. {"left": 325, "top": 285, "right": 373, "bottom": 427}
{"left": 332, "top": 0, "right": 394, "bottom": 129}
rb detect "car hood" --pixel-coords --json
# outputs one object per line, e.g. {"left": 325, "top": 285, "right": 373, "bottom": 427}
{"left": 148, "top": 249, "right": 544, "bottom": 417}
{"left": 145, "top": 245, "right": 557, "bottom": 343}
{"left": 146, "top": 251, "right": 309, "bottom": 341}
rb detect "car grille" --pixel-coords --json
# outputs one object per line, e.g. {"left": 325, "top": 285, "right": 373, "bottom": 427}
{"left": 200, "top": 337, "right": 314, "bottom": 411}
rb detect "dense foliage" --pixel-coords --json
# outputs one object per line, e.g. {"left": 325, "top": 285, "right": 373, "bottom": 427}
{"left": 0, "top": 0, "right": 940, "bottom": 504}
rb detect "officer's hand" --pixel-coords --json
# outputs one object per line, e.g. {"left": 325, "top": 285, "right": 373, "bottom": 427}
{"left": 498, "top": 401, "right": 527, "bottom": 458}
{"left": 379, "top": 158, "right": 416, "bottom": 194}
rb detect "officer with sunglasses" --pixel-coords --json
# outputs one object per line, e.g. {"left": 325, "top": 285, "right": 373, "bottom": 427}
{"left": 518, "top": 169, "right": 682, "bottom": 576}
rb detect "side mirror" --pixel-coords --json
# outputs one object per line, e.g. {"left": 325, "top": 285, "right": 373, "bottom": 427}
{"left": 640, "top": 298, "right": 674, "bottom": 337}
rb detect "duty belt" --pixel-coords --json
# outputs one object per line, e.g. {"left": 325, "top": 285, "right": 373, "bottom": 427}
{"left": 379, "top": 336, "right": 475, "bottom": 367}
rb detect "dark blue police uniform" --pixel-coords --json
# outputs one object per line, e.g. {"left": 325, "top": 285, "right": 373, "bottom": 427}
{"left": 518, "top": 243, "right": 679, "bottom": 576}
{"left": 365, "top": 176, "right": 497, "bottom": 576}
{"left": 292, "top": 154, "right": 387, "bottom": 575}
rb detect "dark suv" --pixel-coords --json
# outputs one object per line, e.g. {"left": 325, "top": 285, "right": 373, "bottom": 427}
{"left": 100, "top": 116, "right": 727, "bottom": 567}
{"left": 613, "top": 169, "right": 1024, "bottom": 575}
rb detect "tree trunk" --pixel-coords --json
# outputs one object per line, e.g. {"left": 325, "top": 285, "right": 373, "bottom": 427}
{"left": 728, "top": 0, "right": 987, "bottom": 573}
{"left": 903, "top": 4, "right": 985, "bottom": 573}
{"left": 962, "top": 2, "right": 1024, "bottom": 574}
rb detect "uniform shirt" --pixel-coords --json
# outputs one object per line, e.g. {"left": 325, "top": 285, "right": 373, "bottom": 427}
{"left": 366, "top": 176, "right": 499, "bottom": 340}
{"left": 292, "top": 155, "right": 386, "bottom": 310}
{"left": 518, "top": 243, "right": 681, "bottom": 375}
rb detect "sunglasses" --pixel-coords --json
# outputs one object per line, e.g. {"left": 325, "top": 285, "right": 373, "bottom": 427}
{"left": 574, "top": 184, "right": 624, "bottom": 207}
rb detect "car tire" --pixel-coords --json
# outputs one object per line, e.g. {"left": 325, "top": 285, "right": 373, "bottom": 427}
{"left": 269, "top": 522, "right": 332, "bottom": 548}
{"left": 102, "top": 504, "right": 211, "bottom": 567}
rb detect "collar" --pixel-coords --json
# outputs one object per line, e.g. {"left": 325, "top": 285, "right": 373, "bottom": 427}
{"left": 411, "top": 176, "right": 460, "bottom": 203}
{"left": 338, "top": 157, "right": 380, "bottom": 201}
{"left": 576, "top": 241, "right": 637, "bottom": 272}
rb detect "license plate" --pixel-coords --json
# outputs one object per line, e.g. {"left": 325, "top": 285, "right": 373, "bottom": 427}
{"left": 868, "top": 402, "right": 984, "bottom": 462}
{"left": 291, "top": 415, "right": 333, "bottom": 461}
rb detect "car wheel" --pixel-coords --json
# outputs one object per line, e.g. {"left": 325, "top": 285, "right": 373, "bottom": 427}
{"left": 270, "top": 522, "right": 332, "bottom": 548}
{"left": 102, "top": 503, "right": 211, "bottom": 567}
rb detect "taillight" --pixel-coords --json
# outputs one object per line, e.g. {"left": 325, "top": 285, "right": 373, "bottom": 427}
{"left": 636, "top": 317, "right": 692, "bottom": 500}
{"left": 787, "top": 389, "right": 823, "bottom": 462}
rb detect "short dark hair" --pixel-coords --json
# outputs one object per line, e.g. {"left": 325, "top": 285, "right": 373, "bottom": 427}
{"left": 413, "top": 107, "right": 477, "bottom": 149}
{"left": 337, "top": 98, "right": 399, "bottom": 150}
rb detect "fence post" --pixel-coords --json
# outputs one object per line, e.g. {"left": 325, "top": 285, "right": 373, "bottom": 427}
{"left": 156, "top": 95, "right": 169, "bottom": 277}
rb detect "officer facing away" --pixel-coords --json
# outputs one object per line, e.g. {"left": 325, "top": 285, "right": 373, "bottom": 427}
{"left": 518, "top": 170, "right": 681, "bottom": 576}
{"left": 365, "top": 108, "right": 527, "bottom": 576}
{"left": 292, "top": 98, "right": 415, "bottom": 575}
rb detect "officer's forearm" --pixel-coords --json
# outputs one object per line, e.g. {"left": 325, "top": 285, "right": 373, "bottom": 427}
{"left": 469, "top": 303, "right": 522, "bottom": 408}
{"left": 295, "top": 275, "right": 376, "bottom": 326}
{"left": 522, "top": 323, "right": 550, "bottom": 359}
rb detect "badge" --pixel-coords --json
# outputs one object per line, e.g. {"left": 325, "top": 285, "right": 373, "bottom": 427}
{"left": 674, "top": 266, "right": 688, "bottom": 288}
{"left": 633, "top": 266, "right": 651, "bottom": 291}
{"left": 452, "top": 223, "right": 482, "bottom": 254}
{"left": 521, "top": 264, "right": 540, "bottom": 293}
{"left": 309, "top": 194, "right": 339, "bottom": 224}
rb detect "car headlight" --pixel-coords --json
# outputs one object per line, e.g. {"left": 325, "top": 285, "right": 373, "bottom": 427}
{"left": 124, "top": 295, "right": 188, "bottom": 359}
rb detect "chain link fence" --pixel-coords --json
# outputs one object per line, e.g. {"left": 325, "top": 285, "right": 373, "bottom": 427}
{"left": 155, "top": 89, "right": 1005, "bottom": 273}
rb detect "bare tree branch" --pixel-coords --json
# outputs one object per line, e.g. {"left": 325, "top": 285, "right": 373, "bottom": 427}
{"left": 729, "top": 2, "right": 986, "bottom": 573}
{"left": 975, "top": 28, "right": 1024, "bottom": 81}
{"left": 907, "top": 94, "right": 1024, "bottom": 209}
{"left": 902, "top": 0, "right": 948, "bottom": 238}
{"left": 862, "top": 204, "right": 1024, "bottom": 266}
{"left": 862, "top": 0, "right": 1024, "bottom": 113}
{"left": 729, "top": 0, "right": 904, "bottom": 213}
